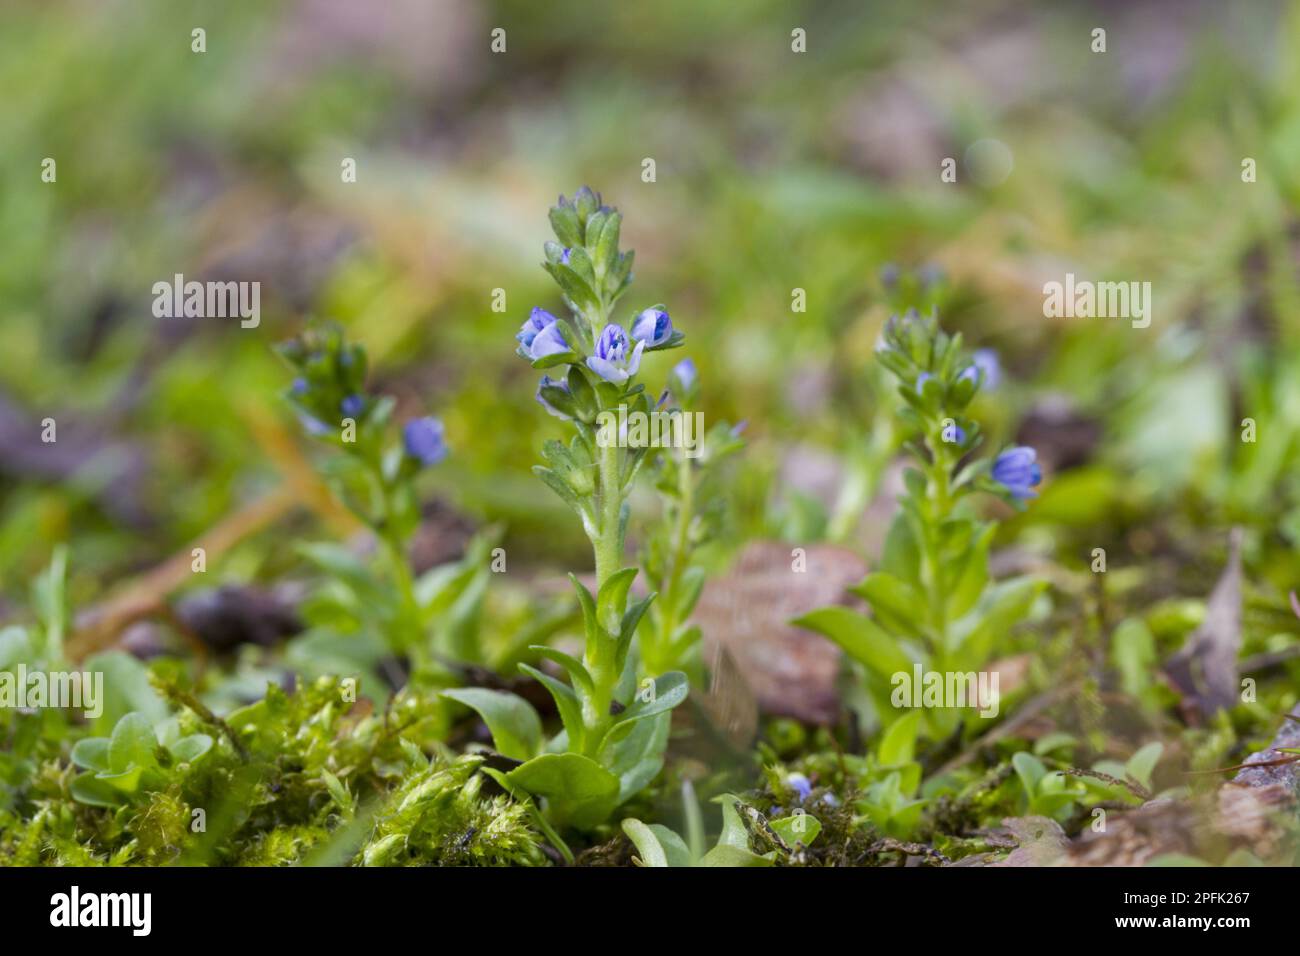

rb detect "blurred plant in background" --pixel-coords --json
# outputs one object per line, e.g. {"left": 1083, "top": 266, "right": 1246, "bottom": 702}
{"left": 638, "top": 359, "right": 746, "bottom": 679}
{"left": 798, "top": 310, "right": 1045, "bottom": 738}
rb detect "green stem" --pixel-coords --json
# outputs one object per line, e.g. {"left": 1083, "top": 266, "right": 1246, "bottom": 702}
{"left": 922, "top": 432, "right": 953, "bottom": 656}
{"left": 582, "top": 384, "right": 625, "bottom": 755}
{"left": 649, "top": 449, "right": 694, "bottom": 674}
{"left": 371, "top": 463, "right": 423, "bottom": 658}
{"left": 593, "top": 439, "right": 622, "bottom": 607}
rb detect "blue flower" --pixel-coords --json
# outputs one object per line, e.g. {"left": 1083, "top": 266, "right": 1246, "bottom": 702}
{"left": 403, "top": 417, "right": 448, "bottom": 466}
{"left": 960, "top": 348, "right": 1002, "bottom": 390}
{"left": 973, "top": 349, "right": 1001, "bottom": 389}
{"left": 918, "top": 263, "right": 944, "bottom": 288}
{"left": 299, "top": 413, "right": 329, "bottom": 436}
{"left": 630, "top": 308, "right": 672, "bottom": 347}
{"left": 560, "top": 248, "right": 572, "bottom": 265}
{"left": 527, "top": 320, "right": 570, "bottom": 361}
{"left": 943, "top": 423, "right": 966, "bottom": 445}
{"left": 587, "top": 323, "right": 644, "bottom": 384}
{"left": 991, "top": 446, "right": 1041, "bottom": 499}
{"left": 787, "top": 772, "right": 812, "bottom": 801}
{"left": 535, "top": 375, "right": 572, "bottom": 420}
{"left": 669, "top": 358, "right": 697, "bottom": 399}
{"left": 916, "top": 371, "right": 934, "bottom": 390}
{"left": 517, "top": 308, "right": 560, "bottom": 350}
{"left": 341, "top": 394, "right": 365, "bottom": 418}
{"left": 290, "top": 377, "right": 308, "bottom": 397}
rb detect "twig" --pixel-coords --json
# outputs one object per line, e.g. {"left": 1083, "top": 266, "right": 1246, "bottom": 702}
{"left": 66, "top": 487, "right": 299, "bottom": 661}
{"left": 1057, "top": 767, "right": 1152, "bottom": 801}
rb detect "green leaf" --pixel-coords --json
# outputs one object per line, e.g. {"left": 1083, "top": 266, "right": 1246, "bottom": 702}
{"left": 518, "top": 663, "right": 586, "bottom": 751}
{"left": 597, "top": 567, "right": 639, "bottom": 627}
{"left": 647, "top": 823, "right": 692, "bottom": 867}
{"left": 107, "top": 712, "right": 159, "bottom": 774}
{"left": 852, "top": 572, "right": 926, "bottom": 639}
{"left": 878, "top": 709, "right": 922, "bottom": 766}
{"left": 879, "top": 511, "right": 922, "bottom": 584}
{"left": 527, "top": 646, "right": 594, "bottom": 694}
{"left": 566, "top": 366, "right": 598, "bottom": 420}
{"left": 792, "top": 607, "right": 912, "bottom": 678}
{"left": 700, "top": 795, "right": 774, "bottom": 867}
{"left": 1012, "top": 751, "right": 1047, "bottom": 796}
{"left": 544, "top": 262, "right": 600, "bottom": 313}
{"left": 600, "top": 671, "right": 689, "bottom": 753}
{"left": 568, "top": 574, "right": 599, "bottom": 648}
{"left": 770, "top": 812, "right": 821, "bottom": 847}
{"left": 505, "top": 753, "right": 620, "bottom": 830}
{"left": 713, "top": 794, "right": 754, "bottom": 849}
{"left": 621, "top": 818, "right": 670, "bottom": 867}
{"left": 549, "top": 204, "right": 582, "bottom": 247}
{"left": 606, "top": 710, "right": 672, "bottom": 803}
{"left": 951, "top": 577, "right": 1045, "bottom": 660}
{"left": 534, "top": 465, "right": 585, "bottom": 514}
{"left": 70, "top": 772, "right": 125, "bottom": 808}
{"left": 615, "top": 593, "right": 656, "bottom": 671}
{"left": 944, "top": 524, "right": 994, "bottom": 620}
{"left": 441, "top": 688, "right": 543, "bottom": 762}
{"left": 295, "top": 542, "right": 382, "bottom": 601}
{"left": 700, "top": 844, "right": 775, "bottom": 867}
{"left": 1125, "top": 742, "right": 1163, "bottom": 789}
{"left": 592, "top": 210, "right": 622, "bottom": 276}
{"left": 70, "top": 736, "right": 111, "bottom": 773}
{"left": 84, "top": 650, "right": 168, "bottom": 733}
{"left": 1111, "top": 618, "right": 1157, "bottom": 700}
{"left": 529, "top": 350, "right": 581, "bottom": 370}
{"left": 168, "top": 734, "right": 213, "bottom": 764}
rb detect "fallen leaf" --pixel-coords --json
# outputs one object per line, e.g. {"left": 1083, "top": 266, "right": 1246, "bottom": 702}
{"left": 1164, "top": 527, "right": 1243, "bottom": 719}
{"left": 695, "top": 541, "right": 867, "bottom": 724}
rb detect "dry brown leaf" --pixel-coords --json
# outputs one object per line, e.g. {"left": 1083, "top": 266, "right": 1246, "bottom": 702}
{"left": 695, "top": 541, "right": 867, "bottom": 725}
{"left": 1164, "top": 527, "right": 1243, "bottom": 719}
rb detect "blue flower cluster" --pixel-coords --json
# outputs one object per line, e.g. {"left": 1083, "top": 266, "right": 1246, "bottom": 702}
{"left": 279, "top": 323, "right": 447, "bottom": 469}
{"left": 516, "top": 188, "right": 686, "bottom": 407}
{"left": 877, "top": 309, "right": 1041, "bottom": 503}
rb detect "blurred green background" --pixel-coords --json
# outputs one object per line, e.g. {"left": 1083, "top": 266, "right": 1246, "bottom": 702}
{"left": 2, "top": 0, "right": 1299, "bottom": 630}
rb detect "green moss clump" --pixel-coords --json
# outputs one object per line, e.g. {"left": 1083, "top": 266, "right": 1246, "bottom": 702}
{"left": 361, "top": 756, "right": 545, "bottom": 867}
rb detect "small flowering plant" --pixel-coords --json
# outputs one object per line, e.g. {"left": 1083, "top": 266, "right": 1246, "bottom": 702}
{"left": 445, "top": 188, "right": 690, "bottom": 841}
{"left": 277, "top": 324, "right": 477, "bottom": 682}
{"left": 796, "top": 309, "right": 1045, "bottom": 738}
{"left": 638, "top": 359, "right": 745, "bottom": 678}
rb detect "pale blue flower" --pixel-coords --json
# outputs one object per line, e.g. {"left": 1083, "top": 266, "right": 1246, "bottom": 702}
{"left": 991, "top": 446, "right": 1041, "bottom": 499}
{"left": 403, "top": 417, "right": 448, "bottom": 466}
{"left": 517, "top": 308, "right": 560, "bottom": 350}
{"left": 528, "top": 320, "right": 570, "bottom": 361}
{"left": 630, "top": 308, "right": 672, "bottom": 347}
{"left": 787, "top": 772, "right": 812, "bottom": 801}
{"left": 960, "top": 349, "right": 1002, "bottom": 390}
{"left": 587, "top": 323, "right": 644, "bottom": 384}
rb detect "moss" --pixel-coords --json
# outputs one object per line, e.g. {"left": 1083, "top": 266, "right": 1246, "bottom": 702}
{"left": 360, "top": 756, "right": 545, "bottom": 867}
{"left": 127, "top": 788, "right": 191, "bottom": 865}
